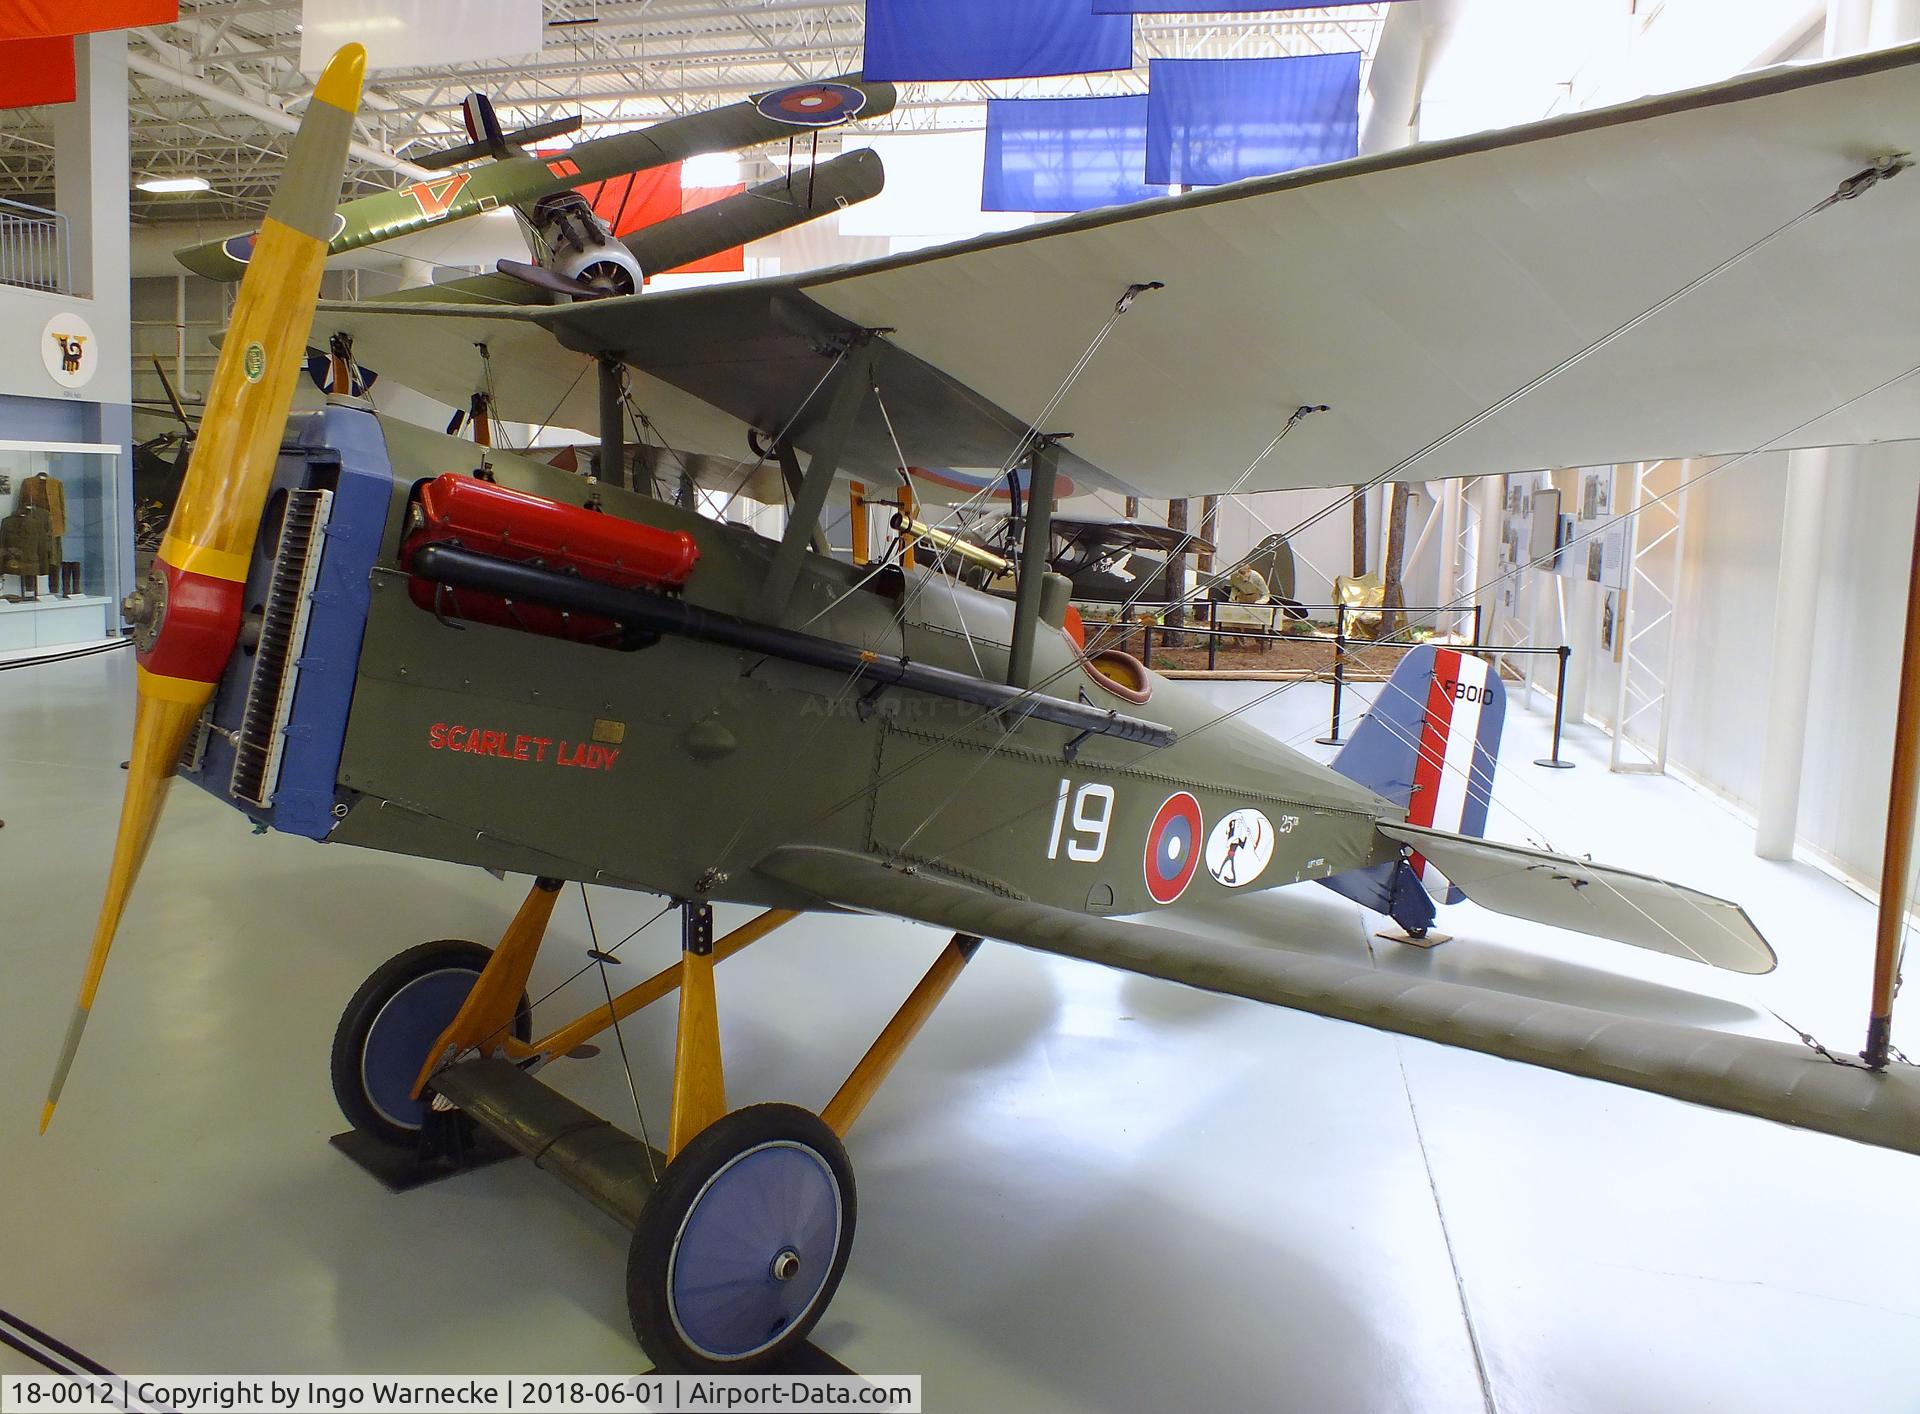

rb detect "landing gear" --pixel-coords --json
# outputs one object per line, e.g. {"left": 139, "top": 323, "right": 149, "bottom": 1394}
{"left": 331, "top": 898, "right": 976, "bottom": 1373}
{"left": 330, "top": 939, "right": 532, "bottom": 1147}
{"left": 627, "top": 1104, "right": 856, "bottom": 1374}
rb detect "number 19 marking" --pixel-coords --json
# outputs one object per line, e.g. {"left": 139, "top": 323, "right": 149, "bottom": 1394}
{"left": 1047, "top": 778, "right": 1114, "bottom": 862}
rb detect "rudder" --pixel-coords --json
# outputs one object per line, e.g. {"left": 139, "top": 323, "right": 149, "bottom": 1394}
{"left": 1328, "top": 643, "right": 1505, "bottom": 907}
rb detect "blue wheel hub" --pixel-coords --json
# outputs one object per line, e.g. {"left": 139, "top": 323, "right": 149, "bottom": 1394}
{"left": 668, "top": 1141, "right": 844, "bottom": 1362}
{"left": 360, "top": 967, "right": 479, "bottom": 1131}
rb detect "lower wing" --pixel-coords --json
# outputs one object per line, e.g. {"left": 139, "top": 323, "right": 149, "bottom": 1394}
{"left": 757, "top": 845, "right": 1916, "bottom": 1156}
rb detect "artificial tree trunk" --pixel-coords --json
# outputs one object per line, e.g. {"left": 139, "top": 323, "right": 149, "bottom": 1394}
{"left": 1166, "top": 498, "right": 1190, "bottom": 637}
{"left": 1382, "top": 482, "right": 1411, "bottom": 639}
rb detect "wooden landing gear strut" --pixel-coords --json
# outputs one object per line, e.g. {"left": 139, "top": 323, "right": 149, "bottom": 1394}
{"left": 328, "top": 884, "right": 984, "bottom": 1373}
{"left": 628, "top": 919, "right": 982, "bottom": 1371}
{"left": 669, "top": 902, "right": 726, "bottom": 1157}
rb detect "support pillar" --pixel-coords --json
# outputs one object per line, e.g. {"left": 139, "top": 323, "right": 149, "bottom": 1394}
{"left": 1007, "top": 438, "right": 1061, "bottom": 688}
{"left": 1437, "top": 479, "right": 1460, "bottom": 630}
{"left": 1870, "top": 0, "right": 1920, "bottom": 45}
{"left": 1561, "top": 574, "right": 1596, "bottom": 727}
{"left": 1474, "top": 478, "right": 1503, "bottom": 635}
{"left": 53, "top": 32, "right": 133, "bottom": 596}
{"left": 1166, "top": 497, "right": 1190, "bottom": 635}
{"left": 1756, "top": 447, "right": 1837, "bottom": 859}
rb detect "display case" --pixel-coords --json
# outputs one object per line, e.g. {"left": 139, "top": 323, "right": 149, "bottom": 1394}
{"left": 0, "top": 439, "right": 125, "bottom": 655}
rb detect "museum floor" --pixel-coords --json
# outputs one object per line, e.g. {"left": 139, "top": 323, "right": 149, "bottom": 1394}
{"left": 2, "top": 650, "right": 1916, "bottom": 1413}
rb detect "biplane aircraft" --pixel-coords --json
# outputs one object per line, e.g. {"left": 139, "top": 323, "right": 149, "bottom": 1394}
{"left": 37, "top": 41, "right": 1920, "bottom": 1376}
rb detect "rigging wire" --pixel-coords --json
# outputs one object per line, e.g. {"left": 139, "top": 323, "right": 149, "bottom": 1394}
{"left": 1078, "top": 155, "right": 1914, "bottom": 674}
{"left": 580, "top": 884, "right": 660, "bottom": 1181}
{"left": 458, "top": 893, "right": 676, "bottom": 1066}
{"left": 801, "top": 280, "right": 1163, "bottom": 628}
{"left": 873, "top": 386, "right": 987, "bottom": 675}
{"left": 713, "top": 348, "right": 849, "bottom": 524}
{"left": 774, "top": 354, "right": 1920, "bottom": 1021}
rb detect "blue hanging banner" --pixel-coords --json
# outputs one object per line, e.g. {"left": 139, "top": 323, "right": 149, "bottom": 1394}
{"left": 983, "top": 95, "right": 1166, "bottom": 213}
{"left": 863, "top": 0, "right": 1134, "bottom": 82}
{"left": 1095, "top": 1, "right": 1405, "bottom": 10}
{"left": 1146, "top": 52, "right": 1362, "bottom": 187}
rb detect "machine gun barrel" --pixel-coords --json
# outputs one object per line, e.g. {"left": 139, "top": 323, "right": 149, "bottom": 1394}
{"left": 410, "top": 542, "right": 1177, "bottom": 749}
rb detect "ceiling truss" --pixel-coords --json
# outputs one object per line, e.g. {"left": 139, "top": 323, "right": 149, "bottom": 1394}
{"left": 0, "top": 1, "right": 1387, "bottom": 223}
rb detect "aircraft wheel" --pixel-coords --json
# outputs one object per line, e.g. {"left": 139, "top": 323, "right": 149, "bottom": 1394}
{"left": 627, "top": 1104, "right": 856, "bottom": 1373}
{"left": 330, "top": 939, "right": 532, "bottom": 1147}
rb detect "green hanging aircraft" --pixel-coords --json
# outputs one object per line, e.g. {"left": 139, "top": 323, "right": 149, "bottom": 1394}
{"left": 38, "top": 40, "right": 1920, "bottom": 1379}
{"left": 175, "top": 74, "right": 897, "bottom": 297}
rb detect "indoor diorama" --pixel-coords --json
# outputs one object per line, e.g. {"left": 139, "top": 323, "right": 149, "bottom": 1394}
{"left": 4, "top": 2, "right": 1920, "bottom": 1412}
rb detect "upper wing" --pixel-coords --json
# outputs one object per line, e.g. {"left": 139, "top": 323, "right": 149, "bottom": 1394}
{"left": 1378, "top": 822, "right": 1776, "bottom": 975}
{"left": 756, "top": 845, "right": 1918, "bottom": 1156}
{"left": 536, "top": 43, "right": 1920, "bottom": 496}
{"left": 310, "top": 284, "right": 1113, "bottom": 494}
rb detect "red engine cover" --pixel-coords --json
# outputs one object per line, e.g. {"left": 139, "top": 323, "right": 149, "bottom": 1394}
{"left": 402, "top": 472, "right": 699, "bottom": 644}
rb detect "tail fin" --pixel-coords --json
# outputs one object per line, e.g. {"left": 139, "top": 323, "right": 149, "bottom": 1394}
{"left": 1330, "top": 644, "right": 1505, "bottom": 906}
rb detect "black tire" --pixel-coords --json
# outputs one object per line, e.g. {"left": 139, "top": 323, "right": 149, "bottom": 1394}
{"left": 628, "top": 1103, "right": 856, "bottom": 1374}
{"left": 329, "top": 939, "right": 532, "bottom": 1148}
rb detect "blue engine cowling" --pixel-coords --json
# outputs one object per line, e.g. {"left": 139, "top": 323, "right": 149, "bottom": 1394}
{"left": 181, "top": 404, "right": 399, "bottom": 840}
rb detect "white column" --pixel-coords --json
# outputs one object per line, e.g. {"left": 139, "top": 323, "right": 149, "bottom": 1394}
{"left": 1828, "top": 0, "right": 1875, "bottom": 51}
{"left": 1562, "top": 574, "right": 1596, "bottom": 726}
{"left": 51, "top": 33, "right": 130, "bottom": 355}
{"left": 1755, "top": 0, "right": 1902, "bottom": 855}
{"left": 1437, "top": 478, "right": 1460, "bottom": 633}
{"left": 50, "top": 32, "right": 134, "bottom": 598}
{"left": 1756, "top": 449, "right": 1835, "bottom": 858}
{"left": 1870, "top": 0, "right": 1920, "bottom": 44}
{"left": 1474, "top": 477, "right": 1502, "bottom": 643}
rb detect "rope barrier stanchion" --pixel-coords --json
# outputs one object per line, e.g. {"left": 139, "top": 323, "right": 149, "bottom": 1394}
{"left": 1535, "top": 644, "right": 1577, "bottom": 770}
{"left": 1315, "top": 601, "right": 1349, "bottom": 747}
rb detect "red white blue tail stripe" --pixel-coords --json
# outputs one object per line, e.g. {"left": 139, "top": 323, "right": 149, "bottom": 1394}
{"left": 1403, "top": 648, "right": 1501, "bottom": 902}
{"left": 1325, "top": 644, "right": 1505, "bottom": 912}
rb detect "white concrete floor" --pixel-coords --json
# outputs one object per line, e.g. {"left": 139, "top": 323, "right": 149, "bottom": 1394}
{"left": 3, "top": 652, "right": 1918, "bottom": 1412}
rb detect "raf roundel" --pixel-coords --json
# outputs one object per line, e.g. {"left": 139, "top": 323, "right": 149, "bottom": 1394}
{"left": 1143, "top": 792, "right": 1204, "bottom": 904}
{"left": 755, "top": 81, "right": 868, "bottom": 127}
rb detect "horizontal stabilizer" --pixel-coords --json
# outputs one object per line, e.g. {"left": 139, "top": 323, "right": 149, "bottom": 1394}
{"left": 758, "top": 846, "right": 1913, "bottom": 1156}
{"left": 417, "top": 114, "right": 584, "bottom": 171}
{"left": 1377, "top": 822, "right": 1775, "bottom": 974}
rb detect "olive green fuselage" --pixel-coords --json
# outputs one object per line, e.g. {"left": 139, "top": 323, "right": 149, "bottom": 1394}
{"left": 329, "top": 417, "right": 1400, "bottom": 917}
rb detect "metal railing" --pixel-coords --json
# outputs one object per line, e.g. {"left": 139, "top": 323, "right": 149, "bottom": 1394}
{"left": 1080, "top": 598, "right": 1578, "bottom": 769}
{"left": 0, "top": 198, "right": 70, "bottom": 293}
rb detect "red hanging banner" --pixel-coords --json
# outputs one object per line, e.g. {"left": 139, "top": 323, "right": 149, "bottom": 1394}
{"left": 675, "top": 181, "right": 747, "bottom": 274}
{"left": 573, "top": 164, "right": 747, "bottom": 276}
{"left": 0, "top": 34, "right": 74, "bottom": 107}
{"left": 0, "top": 1, "right": 179, "bottom": 41}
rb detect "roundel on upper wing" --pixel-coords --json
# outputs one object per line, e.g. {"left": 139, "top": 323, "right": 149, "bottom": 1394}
{"left": 1143, "top": 792, "right": 1204, "bottom": 905}
{"left": 755, "top": 81, "right": 868, "bottom": 127}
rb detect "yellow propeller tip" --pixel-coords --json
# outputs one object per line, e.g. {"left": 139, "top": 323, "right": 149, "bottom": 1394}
{"left": 312, "top": 43, "right": 367, "bottom": 111}
{"left": 38, "top": 1101, "right": 55, "bottom": 1135}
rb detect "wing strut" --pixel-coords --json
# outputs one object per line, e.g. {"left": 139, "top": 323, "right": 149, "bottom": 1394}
{"left": 1007, "top": 434, "right": 1064, "bottom": 689}
{"left": 760, "top": 336, "right": 878, "bottom": 618}
{"left": 597, "top": 353, "right": 627, "bottom": 490}
{"left": 1867, "top": 488, "right": 1920, "bottom": 1068}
